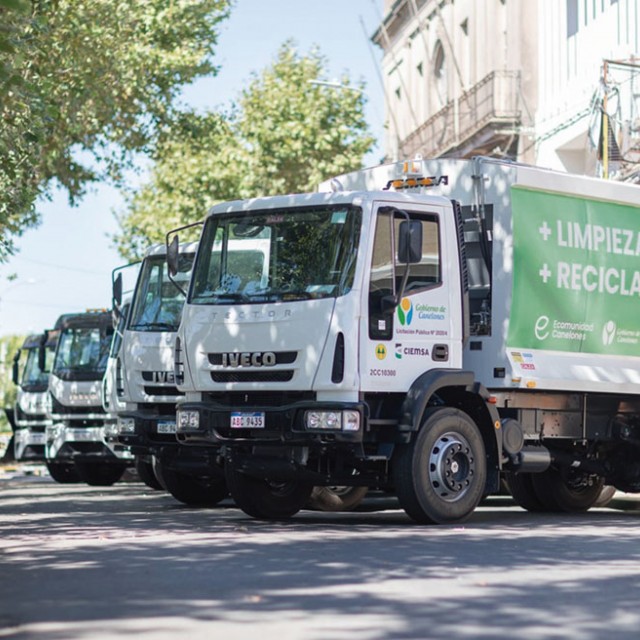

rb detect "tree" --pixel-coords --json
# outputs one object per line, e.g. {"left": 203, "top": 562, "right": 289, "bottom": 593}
{"left": 237, "top": 42, "right": 375, "bottom": 197}
{"left": 114, "top": 42, "right": 375, "bottom": 259}
{"left": 0, "top": 0, "right": 230, "bottom": 259}
{"left": 113, "top": 109, "right": 241, "bottom": 259}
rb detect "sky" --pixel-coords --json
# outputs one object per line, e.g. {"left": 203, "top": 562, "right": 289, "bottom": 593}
{"left": 0, "top": 0, "right": 386, "bottom": 338}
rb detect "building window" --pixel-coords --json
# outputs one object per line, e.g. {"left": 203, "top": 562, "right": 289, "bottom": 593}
{"left": 567, "top": 0, "right": 579, "bottom": 36}
{"left": 433, "top": 41, "right": 447, "bottom": 106}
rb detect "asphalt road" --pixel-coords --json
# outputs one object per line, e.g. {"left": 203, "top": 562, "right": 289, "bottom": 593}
{"left": 1, "top": 469, "right": 640, "bottom": 640}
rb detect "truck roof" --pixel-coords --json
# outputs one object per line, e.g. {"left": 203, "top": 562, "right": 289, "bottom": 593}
{"left": 53, "top": 310, "right": 113, "bottom": 331}
{"left": 206, "top": 189, "right": 453, "bottom": 218}
{"left": 21, "top": 334, "right": 44, "bottom": 349}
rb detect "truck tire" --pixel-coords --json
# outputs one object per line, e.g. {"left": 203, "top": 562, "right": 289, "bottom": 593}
{"left": 75, "top": 462, "right": 128, "bottom": 487}
{"left": 225, "top": 463, "right": 313, "bottom": 520}
{"left": 151, "top": 455, "right": 168, "bottom": 490}
{"left": 392, "top": 407, "right": 486, "bottom": 524}
{"left": 505, "top": 472, "right": 549, "bottom": 512}
{"left": 161, "top": 465, "right": 227, "bottom": 507}
{"left": 593, "top": 485, "right": 616, "bottom": 508}
{"left": 307, "top": 486, "right": 369, "bottom": 512}
{"left": 135, "top": 456, "right": 163, "bottom": 491}
{"left": 531, "top": 467, "right": 604, "bottom": 512}
{"left": 46, "top": 462, "right": 80, "bottom": 484}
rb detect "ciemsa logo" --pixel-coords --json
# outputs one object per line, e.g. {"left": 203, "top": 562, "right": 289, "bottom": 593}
{"left": 397, "top": 298, "right": 413, "bottom": 326}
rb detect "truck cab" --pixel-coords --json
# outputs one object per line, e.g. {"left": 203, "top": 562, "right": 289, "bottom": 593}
{"left": 172, "top": 183, "right": 502, "bottom": 523}
{"left": 12, "top": 334, "right": 54, "bottom": 461}
{"left": 45, "top": 310, "right": 132, "bottom": 485}
{"left": 114, "top": 243, "right": 227, "bottom": 505}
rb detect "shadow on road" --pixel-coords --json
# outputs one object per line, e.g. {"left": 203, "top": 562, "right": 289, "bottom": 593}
{"left": 1, "top": 478, "right": 639, "bottom": 639}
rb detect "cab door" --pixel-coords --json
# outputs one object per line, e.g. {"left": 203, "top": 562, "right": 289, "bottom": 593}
{"left": 360, "top": 201, "right": 463, "bottom": 392}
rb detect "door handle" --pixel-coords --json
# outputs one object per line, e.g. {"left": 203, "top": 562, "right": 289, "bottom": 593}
{"left": 432, "top": 344, "right": 449, "bottom": 362}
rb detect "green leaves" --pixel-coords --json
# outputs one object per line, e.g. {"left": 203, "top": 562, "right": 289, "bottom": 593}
{"left": 115, "top": 42, "right": 375, "bottom": 260}
{"left": 0, "top": 0, "right": 230, "bottom": 259}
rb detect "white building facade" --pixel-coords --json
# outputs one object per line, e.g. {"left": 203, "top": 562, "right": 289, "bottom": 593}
{"left": 375, "top": 0, "right": 640, "bottom": 180}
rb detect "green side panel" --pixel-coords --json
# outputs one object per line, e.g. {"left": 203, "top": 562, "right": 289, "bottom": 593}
{"left": 507, "top": 186, "right": 640, "bottom": 357}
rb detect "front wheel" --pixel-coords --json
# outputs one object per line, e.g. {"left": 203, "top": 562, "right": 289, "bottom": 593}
{"left": 392, "top": 407, "right": 486, "bottom": 524}
{"left": 160, "top": 465, "right": 227, "bottom": 507}
{"left": 46, "top": 462, "right": 80, "bottom": 484}
{"left": 225, "top": 463, "right": 313, "bottom": 520}
{"left": 75, "top": 462, "right": 127, "bottom": 487}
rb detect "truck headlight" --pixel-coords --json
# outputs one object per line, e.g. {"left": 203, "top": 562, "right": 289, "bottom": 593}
{"left": 103, "top": 423, "right": 119, "bottom": 437}
{"left": 118, "top": 418, "right": 136, "bottom": 434}
{"left": 177, "top": 410, "right": 200, "bottom": 431}
{"left": 304, "top": 410, "right": 360, "bottom": 432}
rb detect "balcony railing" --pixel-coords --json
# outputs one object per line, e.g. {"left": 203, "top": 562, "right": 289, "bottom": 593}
{"left": 400, "top": 70, "right": 522, "bottom": 158}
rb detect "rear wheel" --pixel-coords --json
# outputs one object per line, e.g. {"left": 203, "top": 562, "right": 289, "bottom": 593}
{"left": 392, "top": 407, "right": 486, "bottom": 524}
{"left": 506, "top": 472, "right": 550, "bottom": 512}
{"left": 531, "top": 467, "right": 604, "bottom": 512}
{"left": 46, "top": 462, "right": 80, "bottom": 484}
{"left": 135, "top": 456, "right": 163, "bottom": 490}
{"left": 225, "top": 463, "right": 313, "bottom": 520}
{"left": 75, "top": 462, "right": 127, "bottom": 487}
{"left": 307, "top": 486, "right": 369, "bottom": 512}
{"left": 160, "top": 465, "right": 227, "bottom": 507}
{"left": 594, "top": 485, "right": 616, "bottom": 508}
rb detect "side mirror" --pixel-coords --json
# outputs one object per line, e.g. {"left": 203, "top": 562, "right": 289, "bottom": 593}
{"left": 398, "top": 220, "right": 423, "bottom": 264}
{"left": 38, "top": 331, "right": 49, "bottom": 371}
{"left": 113, "top": 272, "right": 123, "bottom": 308}
{"left": 167, "top": 235, "right": 180, "bottom": 277}
{"left": 12, "top": 351, "right": 20, "bottom": 385}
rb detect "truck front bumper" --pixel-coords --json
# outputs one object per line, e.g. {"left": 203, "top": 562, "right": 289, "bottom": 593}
{"left": 14, "top": 427, "right": 47, "bottom": 461}
{"left": 46, "top": 423, "right": 133, "bottom": 462}
{"left": 116, "top": 410, "right": 178, "bottom": 455}
{"left": 175, "top": 400, "right": 366, "bottom": 448}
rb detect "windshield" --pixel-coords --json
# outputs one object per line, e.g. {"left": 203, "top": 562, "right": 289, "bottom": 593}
{"left": 21, "top": 347, "right": 52, "bottom": 388}
{"left": 191, "top": 205, "right": 361, "bottom": 304}
{"left": 129, "top": 254, "right": 194, "bottom": 331}
{"left": 53, "top": 326, "right": 112, "bottom": 380}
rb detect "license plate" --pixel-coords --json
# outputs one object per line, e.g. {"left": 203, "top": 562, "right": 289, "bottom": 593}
{"left": 30, "top": 433, "right": 46, "bottom": 445}
{"left": 157, "top": 421, "right": 177, "bottom": 434}
{"left": 230, "top": 412, "right": 265, "bottom": 429}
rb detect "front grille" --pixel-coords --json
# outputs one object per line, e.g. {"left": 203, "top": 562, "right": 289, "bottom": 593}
{"left": 208, "top": 351, "right": 297, "bottom": 365}
{"left": 143, "top": 386, "right": 183, "bottom": 397}
{"left": 15, "top": 406, "right": 47, "bottom": 422}
{"left": 211, "top": 371, "right": 294, "bottom": 383}
{"left": 204, "top": 390, "right": 313, "bottom": 408}
{"left": 50, "top": 396, "right": 105, "bottom": 416}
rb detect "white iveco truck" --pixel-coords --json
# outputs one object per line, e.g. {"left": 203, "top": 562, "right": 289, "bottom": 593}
{"left": 45, "top": 310, "right": 132, "bottom": 485}
{"left": 114, "top": 243, "right": 228, "bottom": 505}
{"left": 11, "top": 334, "right": 54, "bottom": 461}
{"left": 171, "top": 157, "right": 640, "bottom": 523}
